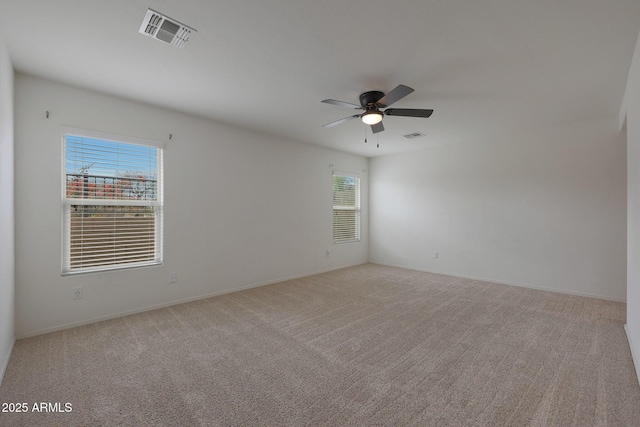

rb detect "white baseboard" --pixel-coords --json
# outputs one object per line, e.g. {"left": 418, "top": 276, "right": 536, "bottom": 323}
{"left": 0, "top": 336, "right": 16, "bottom": 387}
{"left": 369, "top": 261, "right": 626, "bottom": 302}
{"left": 625, "top": 324, "right": 640, "bottom": 387}
{"left": 17, "top": 262, "right": 367, "bottom": 339}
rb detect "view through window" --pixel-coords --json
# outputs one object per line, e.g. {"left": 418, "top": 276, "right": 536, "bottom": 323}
{"left": 333, "top": 174, "right": 360, "bottom": 244}
{"left": 62, "top": 133, "right": 163, "bottom": 274}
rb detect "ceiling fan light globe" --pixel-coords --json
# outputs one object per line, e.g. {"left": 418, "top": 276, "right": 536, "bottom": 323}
{"left": 362, "top": 111, "right": 383, "bottom": 125}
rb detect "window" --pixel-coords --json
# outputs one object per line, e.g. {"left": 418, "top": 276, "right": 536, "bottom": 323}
{"left": 62, "top": 132, "right": 163, "bottom": 274}
{"left": 333, "top": 174, "right": 360, "bottom": 244}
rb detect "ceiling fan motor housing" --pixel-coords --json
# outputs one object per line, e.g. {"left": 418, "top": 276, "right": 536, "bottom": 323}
{"left": 359, "top": 91, "right": 385, "bottom": 108}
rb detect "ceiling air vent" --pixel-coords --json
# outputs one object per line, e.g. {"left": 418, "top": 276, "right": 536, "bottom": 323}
{"left": 403, "top": 132, "right": 426, "bottom": 139}
{"left": 139, "top": 9, "right": 196, "bottom": 49}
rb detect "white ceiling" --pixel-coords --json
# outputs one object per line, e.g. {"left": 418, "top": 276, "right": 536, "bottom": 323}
{"left": 1, "top": 0, "right": 639, "bottom": 157}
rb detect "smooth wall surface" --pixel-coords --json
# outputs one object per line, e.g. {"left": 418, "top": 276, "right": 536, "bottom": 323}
{"left": 0, "top": 38, "right": 15, "bottom": 383}
{"left": 14, "top": 74, "right": 368, "bottom": 338}
{"left": 624, "top": 29, "right": 640, "bottom": 383}
{"left": 369, "top": 117, "right": 627, "bottom": 301}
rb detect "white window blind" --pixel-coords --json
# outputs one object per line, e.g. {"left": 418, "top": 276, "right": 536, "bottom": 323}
{"left": 333, "top": 174, "right": 360, "bottom": 244}
{"left": 62, "top": 134, "right": 163, "bottom": 274}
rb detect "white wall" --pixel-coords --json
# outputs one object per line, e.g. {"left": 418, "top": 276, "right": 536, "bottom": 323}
{"left": 14, "top": 74, "right": 368, "bottom": 338}
{"left": 0, "top": 37, "right": 15, "bottom": 382}
{"left": 624, "top": 29, "right": 640, "bottom": 384}
{"left": 370, "top": 117, "right": 627, "bottom": 301}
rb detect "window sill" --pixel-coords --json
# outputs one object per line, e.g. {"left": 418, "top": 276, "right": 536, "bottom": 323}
{"left": 62, "top": 261, "right": 162, "bottom": 277}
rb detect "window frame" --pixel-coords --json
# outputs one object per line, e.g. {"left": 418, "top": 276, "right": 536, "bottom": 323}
{"left": 332, "top": 173, "right": 361, "bottom": 244}
{"left": 61, "top": 128, "right": 164, "bottom": 275}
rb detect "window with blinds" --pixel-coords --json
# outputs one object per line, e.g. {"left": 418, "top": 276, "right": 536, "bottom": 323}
{"left": 62, "top": 133, "right": 163, "bottom": 274}
{"left": 333, "top": 174, "right": 360, "bottom": 244}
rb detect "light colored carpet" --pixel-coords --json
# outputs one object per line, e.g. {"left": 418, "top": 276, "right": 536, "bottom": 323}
{"left": 1, "top": 264, "right": 639, "bottom": 426}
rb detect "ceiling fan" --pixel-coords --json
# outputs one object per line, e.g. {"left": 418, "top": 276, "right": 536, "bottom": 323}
{"left": 321, "top": 84, "right": 433, "bottom": 133}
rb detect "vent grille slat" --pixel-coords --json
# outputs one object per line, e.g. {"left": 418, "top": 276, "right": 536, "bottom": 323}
{"left": 143, "top": 13, "right": 163, "bottom": 36}
{"left": 403, "top": 132, "right": 426, "bottom": 139}
{"left": 138, "top": 9, "right": 196, "bottom": 49}
{"left": 174, "top": 28, "right": 192, "bottom": 47}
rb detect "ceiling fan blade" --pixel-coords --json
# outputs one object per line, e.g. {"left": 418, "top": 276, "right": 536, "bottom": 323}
{"left": 321, "top": 99, "right": 362, "bottom": 109}
{"left": 384, "top": 108, "right": 433, "bottom": 118}
{"left": 322, "top": 114, "right": 361, "bottom": 128}
{"left": 371, "top": 122, "right": 384, "bottom": 133}
{"left": 379, "top": 84, "right": 414, "bottom": 107}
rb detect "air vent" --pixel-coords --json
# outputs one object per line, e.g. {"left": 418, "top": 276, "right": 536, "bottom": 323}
{"left": 139, "top": 9, "right": 196, "bottom": 49}
{"left": 403, "top": 132, "right": 426, "bottom": 139}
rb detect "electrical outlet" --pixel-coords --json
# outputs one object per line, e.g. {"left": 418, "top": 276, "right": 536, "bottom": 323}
{"left": 169, "top": 272, "right": 178, "bottom": 283}
{"left": 433, "top": 251, "right": 439, "bottom": 259}
{"left": 73, "top": 286, "right": 83, "bottom": 299}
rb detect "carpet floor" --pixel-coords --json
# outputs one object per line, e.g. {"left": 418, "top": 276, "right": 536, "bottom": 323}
{"left": 1, "top": 264, "right": 639, "bottom": 426}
